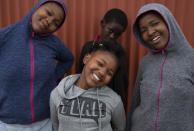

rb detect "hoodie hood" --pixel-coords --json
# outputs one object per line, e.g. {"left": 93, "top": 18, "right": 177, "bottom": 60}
{"left": 56, "top": 74, "right": 105, "bottom": 99}
{"left": 56, "top": 74, "right": 86, "bottom": 99}
{"left": 133, "top": 3, "right": 191, "bottom": 53}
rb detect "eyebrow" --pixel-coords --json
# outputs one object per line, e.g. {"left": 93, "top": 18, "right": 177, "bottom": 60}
{"left": 49, "top": 8, "right": 55, "bottom": 16}
{"left": 139, "top": 19, "right": 158, "bottom": 29}
{"left": 49, "top": 8, "right": 63, "bottom": 23}
{"left": 101, "top": 59, "right": 106, "bottom": 64}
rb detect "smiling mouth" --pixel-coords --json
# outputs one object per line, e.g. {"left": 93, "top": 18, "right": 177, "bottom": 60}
{"left": 93, "top": 73, "right": 100, "bottom": 81}
{"left": 39, "top": 20, "right": 48, "bottom": 30}
{"left": 151, "top": 36, "right": 161, "bottom": 44}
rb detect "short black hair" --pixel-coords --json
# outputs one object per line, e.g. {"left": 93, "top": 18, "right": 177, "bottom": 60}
{"left": 103, "top": 8, "right": 128, "bottom": 31}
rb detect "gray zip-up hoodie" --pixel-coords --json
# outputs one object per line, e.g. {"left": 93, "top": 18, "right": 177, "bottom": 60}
{"left": 50, "top": 74, "right": 126, "bottom": 131}
{"left": 126, "top": 3, "right": 194, "bottom": 131}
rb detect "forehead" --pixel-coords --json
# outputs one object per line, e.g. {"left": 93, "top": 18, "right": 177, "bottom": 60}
{"left": 40, "top": 2, "right": 64, "bottom": 14}
{"left": 93, "top": 50, "right": 114, "bottom": 57}
{"left": 104, "top": 22, "right": 124, "bottom": 31}
{"left": 92, "top": 51, "right": 118, "bottom": 63}
{"left": 139, "top": 12, "right": 164, "bottom": 25}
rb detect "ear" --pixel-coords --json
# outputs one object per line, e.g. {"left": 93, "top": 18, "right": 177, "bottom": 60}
{"left": 83, "top": 54, "right": 92, "bottom": 65}
{"left": 100, "top": 19, "right": 106, "bottom": 28}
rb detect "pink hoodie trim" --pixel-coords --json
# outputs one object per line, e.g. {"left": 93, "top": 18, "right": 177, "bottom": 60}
{"left": 154, "top": 52, "right": 168, "bottom": 131}
{"left": 30, "top": 32, "right": 35, "bottom": 122}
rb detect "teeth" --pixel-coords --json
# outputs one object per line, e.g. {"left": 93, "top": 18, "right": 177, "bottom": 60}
{"left": 93, "top": 73, "right": 100, "bottom": 81}
{"left": 153, "top": 36, "right": 160, "bottom": 41}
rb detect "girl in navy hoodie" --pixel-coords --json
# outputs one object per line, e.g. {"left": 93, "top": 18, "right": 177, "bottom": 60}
{"left": 0, "top": 0, "right": 73, "bottom": 130}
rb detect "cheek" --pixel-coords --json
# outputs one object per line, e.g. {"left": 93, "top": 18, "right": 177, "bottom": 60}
{"left": 161, "top": 29, "right": 169, "bottom": 46}
{"left": 104, "top": 76, "right": 112, "bottom": 85}
{"left": 48, "top": 26, "right": 57, "bottom": 33}
{"left": 164, "top": 30, "right": 169, "bottom": 41}
{"left": 32, "top": 21, "right": 38, "bottom": 32}
{"left": 31, "top": 15, "right": 39, "bottom": 30}
{"left": 141, "top": 33, "right": 148, "bottom": 42}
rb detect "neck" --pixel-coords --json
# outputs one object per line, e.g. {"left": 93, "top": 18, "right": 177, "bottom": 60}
{"left": 75, "top": 77, "right": 89, "bottom": 90}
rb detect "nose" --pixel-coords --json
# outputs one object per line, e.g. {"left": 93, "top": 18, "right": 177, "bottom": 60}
{"left": 47, "top": 17, "right": 54, "bottom": 25}
{"left": 147, "top": 27, "right": 155, "bottom": 36}
{"left": 98, "top": 68, "right": 106, "bottom": 78}
{"left": 109, "top": 33, "right": 115, "bottom": 40}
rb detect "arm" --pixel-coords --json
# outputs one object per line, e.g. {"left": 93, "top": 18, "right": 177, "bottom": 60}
{"left": 50, "top": 90, "right": 59, "bottom": 131}
{"left": 0, "top": 26, "right": 12, "bottom": 47}
{"left": 125, "top": 67, "right": 142, "bottom": 131}
{"left": 55, "top": 42, "right": 74, "bottom": 81}
{"left": 111, "top": 100, "right": 126, "bottom": 131}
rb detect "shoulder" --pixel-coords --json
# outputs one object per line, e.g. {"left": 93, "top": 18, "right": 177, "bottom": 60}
{"left": 49, "top": 35, "right": 63, "bottom": 43}
{"left": 183, "top": 48, "right": 194, "bottom": 73}
{"left": 99, "top": 86, "right": 122, "bottom": 107}
{"left": 138, "top": 54, "right": 151, "bottom": 67}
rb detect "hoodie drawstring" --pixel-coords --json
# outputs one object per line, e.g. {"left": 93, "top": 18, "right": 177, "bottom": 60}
{"left": 77, "top": 88, "right": 102, "bottom": 131}
{"left": 77, "top": 97, "right": 83, "bottom": 131}
{"left": 97, "top": 88, "right": 102, "bottom": 131}
{"left": 155, "top": 51, "right": 168, "bottom": 131}
{"left": 30, "top": 31, "right": 35, "bottom": 122}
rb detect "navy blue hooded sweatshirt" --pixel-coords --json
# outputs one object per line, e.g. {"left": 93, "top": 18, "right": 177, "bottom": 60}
{"left": 0, "top": 0, "right": 74, "bottom": 124}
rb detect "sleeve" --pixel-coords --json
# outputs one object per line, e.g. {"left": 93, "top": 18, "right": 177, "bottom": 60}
{"left": 77, "top": 41, "right": 93, "bottom": 73}
{"left": 55, "top": 41, "right": 74, "bottom": 82}
{"left": 111, "top": 99, "right": 126, "bottom": 131}
{"left": 0, "top": 26, "right": 12, "bottom": 47}
{"left": 50, "top": 90, "right": 59, "bottom": 131}
{"left": 125, "top": 65, "right": 142, "bottom": 131}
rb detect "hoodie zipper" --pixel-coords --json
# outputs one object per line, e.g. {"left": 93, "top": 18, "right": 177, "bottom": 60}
{"left": 155, "top": 49, "right": 168, "bottom": 131}
{"left": 30, "top": 31, "right": 35, "bottom": 122}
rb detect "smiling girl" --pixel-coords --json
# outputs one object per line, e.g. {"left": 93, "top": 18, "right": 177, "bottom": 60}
{"left": 0, "top": 0, "right": 73, "bottom": 130}
{"left": 126, "top": 3, "right": 194, "bottom": 131}
{"left": 50, "top": 39, "right": 126, "bottom": 131}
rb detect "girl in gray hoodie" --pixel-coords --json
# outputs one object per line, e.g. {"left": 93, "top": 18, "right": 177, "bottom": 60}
{"left": 50, "top": 39, "right": 126, "bottom": 131}
{"left": 126, "top": 3, "right": 194, "bottom": 131}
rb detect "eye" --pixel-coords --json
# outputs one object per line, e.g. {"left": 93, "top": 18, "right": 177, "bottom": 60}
{"left": 114, "top": 32, "right": 121, "bottom": 38}
{"left": 107, "top": 27, "right": 113, "bottom": 34}
{"left": 47, "top": 10, "right": 52, "bottom": 16}
{"left": 54, "top": 21, "right": 59, "bottom": 27}
{"left": 140, "top": 28, "right": 147, "bottom": 34}
{"left": 151, "top": 22, "right": 159, "bottom": 27}
{"left": 109, "top": 29, "right": 113, "bottom": 34}
{"left": 97, "top": 60, "right": 104, "bottom": 67}
{"left": 107, "top": 71, "right": 113, "bottom": 77}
